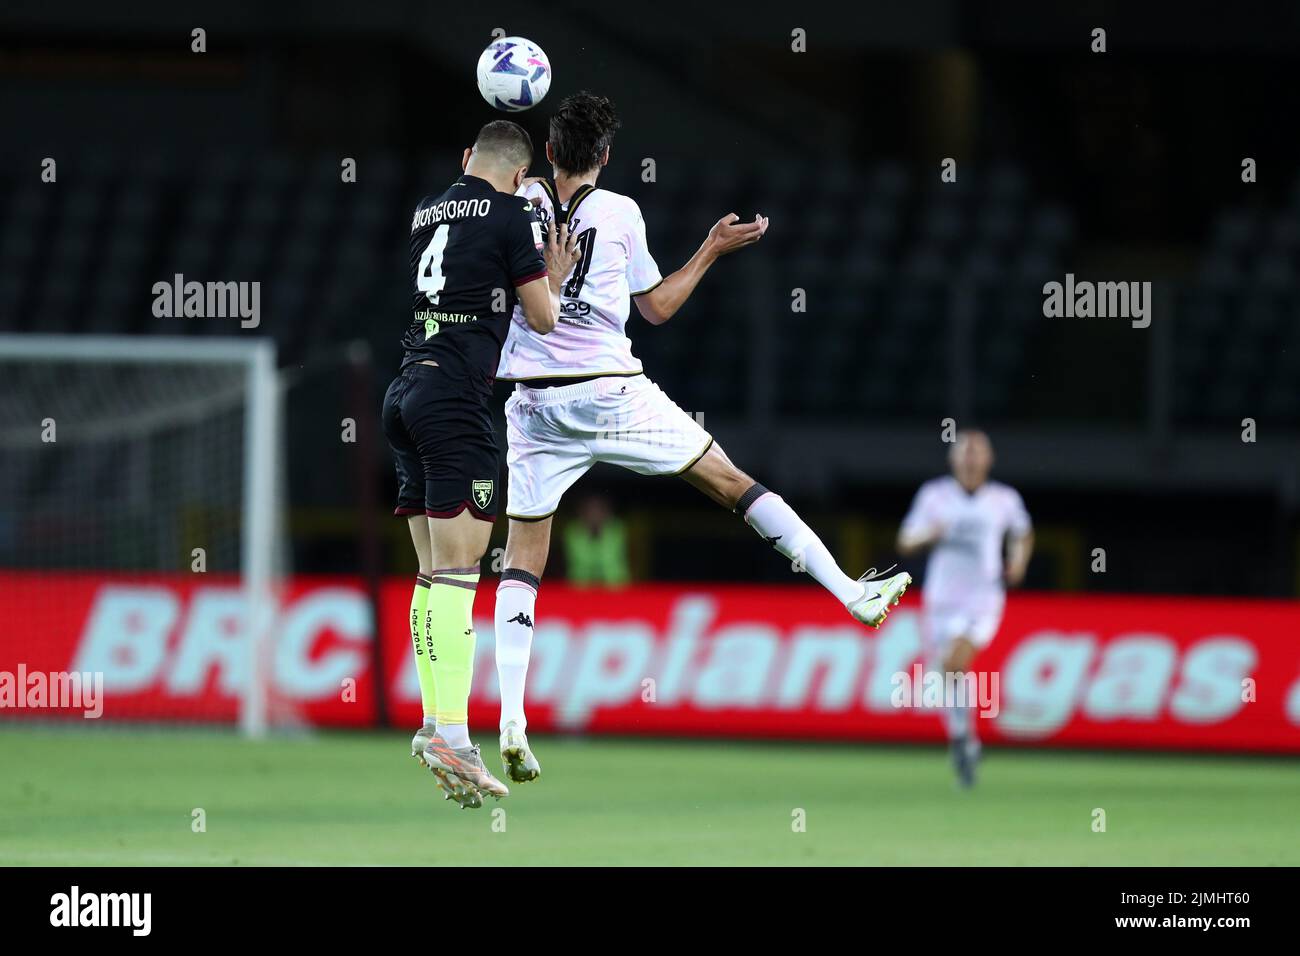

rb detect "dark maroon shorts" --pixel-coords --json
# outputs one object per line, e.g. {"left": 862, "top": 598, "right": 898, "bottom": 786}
{"left": 381, "top": 364, "right": 497, "bottom": 522}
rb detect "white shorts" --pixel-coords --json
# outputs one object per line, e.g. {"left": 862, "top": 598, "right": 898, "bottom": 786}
{"left": 504, "top": 374, "right": 713, "bottom": 520}
{"left": 921, "top": 597, "right": 1005, "bottom": 654}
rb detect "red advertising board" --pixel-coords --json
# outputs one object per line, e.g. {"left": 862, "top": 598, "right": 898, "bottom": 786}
{"left": 2, "top": 571, "right": 1299, "bottom": 752}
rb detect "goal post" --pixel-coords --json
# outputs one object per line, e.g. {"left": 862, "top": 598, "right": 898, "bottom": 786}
{"left": 0, "top": 334, "right": 283, "bottom": 736}
{"left": 239, "top": 339, "right": 278, "bottom": 738}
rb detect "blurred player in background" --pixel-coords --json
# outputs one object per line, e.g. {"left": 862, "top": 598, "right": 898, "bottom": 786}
{"left": 382, "top": 120, "right": 577, "bottom": 809}
{"left": 897, "top": 430, "right": 1033, "bottom": 788}
{"left": 491, "top": 91, "right": 912, "bottom": 785}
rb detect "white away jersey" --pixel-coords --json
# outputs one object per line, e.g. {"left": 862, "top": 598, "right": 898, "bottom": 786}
{"left": 900, "top": 477, "right": 1032, "bottom": 608}
{"left": 496, "top": 181, "right": 663, "bottom": 381}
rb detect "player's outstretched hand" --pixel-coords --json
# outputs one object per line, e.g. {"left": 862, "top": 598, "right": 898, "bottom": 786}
{"left": 545, "top": 220, "right": 580, "bottom": 284}
{"left": 706, "top": 213, "right": 769, "bottom": 257}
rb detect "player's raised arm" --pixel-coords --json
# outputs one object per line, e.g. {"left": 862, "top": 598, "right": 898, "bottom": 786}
{"left": 516, "top": 214, "right": 579, "bottom": 335}
{"left": 634, "top": 212, "right": 769, "bottom": 325}
{"left": 516, "top": 278, "right": 554, "bottom": 334}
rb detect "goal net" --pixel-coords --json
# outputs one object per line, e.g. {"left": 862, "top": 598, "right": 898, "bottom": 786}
{"left": 0, "top": 335, "right": 284, "bottom": 735}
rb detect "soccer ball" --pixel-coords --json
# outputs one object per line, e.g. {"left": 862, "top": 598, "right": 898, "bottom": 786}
{"left": 476, "top": 36, "right": 551, "bottom": 112}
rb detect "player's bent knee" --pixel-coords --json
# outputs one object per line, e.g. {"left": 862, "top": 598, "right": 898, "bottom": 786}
{"left": 428, "top": 509, "right": 494, "bottom": 570}
{"left": 686, "top": 446, "right": 754, "bottom": 510}
{"left": 434, "top": 547, "right": 487, "bottom": 571}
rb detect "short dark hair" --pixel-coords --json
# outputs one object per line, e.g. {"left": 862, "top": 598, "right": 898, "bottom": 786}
{"left": 548, "top": 92, "right": 621, "bottom": 174}
{"left": 473, "top": 120, "right": 533, "bottom": 168}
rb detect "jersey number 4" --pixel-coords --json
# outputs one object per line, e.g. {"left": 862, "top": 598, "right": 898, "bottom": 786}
{"left": 417, "top": 224, "right": 450, "bottom": 304}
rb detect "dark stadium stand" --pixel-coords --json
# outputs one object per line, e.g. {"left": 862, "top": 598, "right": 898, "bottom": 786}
{"left": 9, "top": 150, "right": 1300, "bottom": 433}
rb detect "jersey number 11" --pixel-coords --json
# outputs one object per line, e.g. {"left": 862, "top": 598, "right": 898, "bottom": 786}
{"left": 562, "top": 229, "right": 597, "bottom": 299}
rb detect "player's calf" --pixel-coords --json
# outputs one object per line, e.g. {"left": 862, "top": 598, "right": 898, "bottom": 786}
{"left": 951, "top": 738, "right": 978, "bottom": 790}
{"left": 696, "top": 462, "right": 912, "bottom": 627}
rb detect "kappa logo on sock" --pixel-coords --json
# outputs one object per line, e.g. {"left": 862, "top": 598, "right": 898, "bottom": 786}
{"left": 763, "top": 533, "right": 782, "bottom": 546}
{"left": 508, "top": 612, "right": 534, "bottom": 629}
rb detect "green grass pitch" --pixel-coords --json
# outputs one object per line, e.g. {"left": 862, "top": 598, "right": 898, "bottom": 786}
{"left": 1, "top": 728, "right": 1297, "bottom": 866}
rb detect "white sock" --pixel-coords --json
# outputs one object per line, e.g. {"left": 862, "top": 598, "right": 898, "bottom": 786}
{"left": 743, "top": 491, "right": 862, "bottom": 605}
{"left": 495, "top": 575, "right": 538, "bottom": 732}
{"left": 436, "top": 721, "right": 471, "bottom": 750}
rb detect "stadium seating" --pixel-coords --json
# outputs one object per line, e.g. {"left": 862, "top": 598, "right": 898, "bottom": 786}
{"left": 1179, "top": 195, "right": 1300, "bottom": 425}
{"left": 3, "top": 151, "right": 1298, "bottom": 431}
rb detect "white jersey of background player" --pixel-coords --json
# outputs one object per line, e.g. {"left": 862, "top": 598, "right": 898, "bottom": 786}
{"left": 897, "top": 430, "right": 1033, "bottom": 788}
{"left": 488, "top": 92, "right": 912, "bottom": 789}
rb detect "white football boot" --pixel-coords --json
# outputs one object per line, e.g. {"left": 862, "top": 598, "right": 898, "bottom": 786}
{"left": 847, "top": 566, "right": 912, "bottom": 629}
{"left": 499, "top": 720, "right": 541, "bottom": 783}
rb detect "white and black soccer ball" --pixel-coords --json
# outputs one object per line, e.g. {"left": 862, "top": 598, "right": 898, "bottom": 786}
{"left": 475, "top": 36, "right": 551, "bottom": 112}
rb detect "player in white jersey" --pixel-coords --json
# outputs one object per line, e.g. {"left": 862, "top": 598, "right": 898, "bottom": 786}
{"left": 897, "top": 430, "right": 1033, "bottom": 787}
{"left": 490, "top": 92, "right": 912, "bottom": 784}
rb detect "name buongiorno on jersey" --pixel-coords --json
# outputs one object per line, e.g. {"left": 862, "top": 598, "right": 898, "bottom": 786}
{"left": 411, "top": 196, "right": 493, "bottom": 232}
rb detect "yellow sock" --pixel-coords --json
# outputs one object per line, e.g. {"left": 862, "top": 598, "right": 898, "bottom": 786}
{"left": 427, "top": 567, "right": 480, "bottom": 726}
{"left": 410, "top": 574, "right": 437, "bottom": 720}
